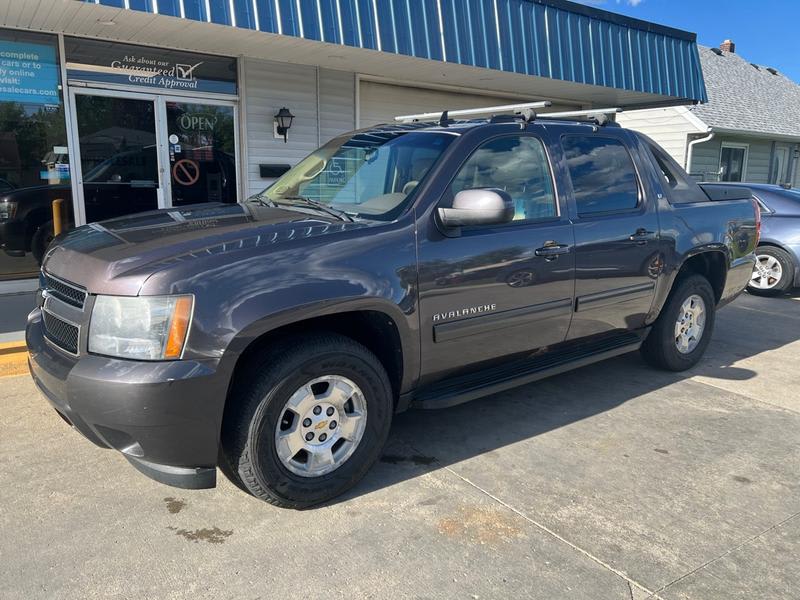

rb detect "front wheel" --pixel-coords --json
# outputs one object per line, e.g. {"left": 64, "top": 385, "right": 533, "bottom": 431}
{"left": 31, "top": 220, "right": 55, "bottom": 265}
{"left": 641, "top": 274, "right": 716, "bottom": 371}
{"left": 748, "top": 246, "right": 794, "bottom": 297}
{"left": 221, "top": 333, "right": 393, "bottom": 508}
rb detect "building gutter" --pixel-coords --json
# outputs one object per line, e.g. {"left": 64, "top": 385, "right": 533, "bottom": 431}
{"left": 686, "top": 128, "right": 715, "bottom": 171}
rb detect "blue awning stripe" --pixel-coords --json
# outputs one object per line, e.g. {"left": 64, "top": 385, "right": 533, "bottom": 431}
{"left": 81, "top": 0, "right": 707, "bottom": 102}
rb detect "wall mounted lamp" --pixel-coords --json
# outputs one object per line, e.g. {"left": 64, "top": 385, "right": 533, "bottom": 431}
{"left": 274, "top": 107, "right": 295, "bottom": 143}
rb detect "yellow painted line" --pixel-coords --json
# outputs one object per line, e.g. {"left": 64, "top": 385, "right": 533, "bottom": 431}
{"left": 0, "top": 341, "right": 26, "bottom": 354}
{"left": 0, "top": 340, "right": 28, "bottom": 377}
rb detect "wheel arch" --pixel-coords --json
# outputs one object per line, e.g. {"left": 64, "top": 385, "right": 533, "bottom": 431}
{"left": 220, "top": 301, "right": 415, "bottom": 420}
{"left": 675, "top": 249, "right": 728, "bottom": 304}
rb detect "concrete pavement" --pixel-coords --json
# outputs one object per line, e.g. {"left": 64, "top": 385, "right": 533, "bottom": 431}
{"left": 1, "top": 292, "right": 798, "bottom": 599}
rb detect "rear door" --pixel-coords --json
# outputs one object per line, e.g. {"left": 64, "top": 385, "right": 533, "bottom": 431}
{"left": 558, "top": 131, "right": 661, "bottom": 339}
{"left": 416, "top": 130, "right": 575, "bottom": 383}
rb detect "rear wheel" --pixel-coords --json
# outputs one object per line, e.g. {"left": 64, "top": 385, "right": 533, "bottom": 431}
{"left": 641, "top": 274, "right": 716, "bottom": 371}
{"left": 221, "top": 333, "right": 393, "bottom": 508}
{"left": 748, "top": 246, "right": 794, "bottom": 297}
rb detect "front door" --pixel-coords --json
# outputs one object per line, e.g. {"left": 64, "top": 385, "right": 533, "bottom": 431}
{"left": 417, "top": 131, "right": 575, "bottom": 384}
{"left": 72, "top": 93, "right": 163, "bottom": 223}
{"left": 70, "top": 91, "right": 239, "bottom": 227}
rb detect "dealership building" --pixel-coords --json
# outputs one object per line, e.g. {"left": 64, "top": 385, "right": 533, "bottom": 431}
{"left": 0, "top": 0, "right": 706, "bottom": 291}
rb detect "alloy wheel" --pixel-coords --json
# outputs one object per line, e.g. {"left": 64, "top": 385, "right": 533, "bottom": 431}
{"left": 274, "top": 375, "right": 367, "bottom": 477}
{"left": 674, "top": 294, "right": 706, "bottom": 354}
{"left": 750, "top": 254, "right": 783, "bottom": 290}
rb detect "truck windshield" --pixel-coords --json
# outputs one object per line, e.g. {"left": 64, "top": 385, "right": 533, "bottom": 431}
{"left": 252, "top": 130, "right": 456, "bottom": 221}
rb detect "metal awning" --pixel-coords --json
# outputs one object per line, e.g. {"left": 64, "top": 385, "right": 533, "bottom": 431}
{"left": 4, "top": 0, "right": 707, "bottom": 108}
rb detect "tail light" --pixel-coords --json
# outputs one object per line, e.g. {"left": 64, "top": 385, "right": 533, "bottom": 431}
{"left": 751, "top": 197, "right": 761, "bottom": 245}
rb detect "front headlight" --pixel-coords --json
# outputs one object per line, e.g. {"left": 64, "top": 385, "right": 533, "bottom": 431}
{"left": 0, "top": 200, "right": 17, "bottom": 221}
{"left": 89, "top": 295, "right": 194, "bottom": 360}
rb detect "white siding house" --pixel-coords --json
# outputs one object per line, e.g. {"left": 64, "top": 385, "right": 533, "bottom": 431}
{"left": 618, "top": 43, "right": 800, "bottom": 186}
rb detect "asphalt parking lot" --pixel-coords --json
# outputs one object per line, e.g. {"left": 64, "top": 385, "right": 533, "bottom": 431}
{"left": 1, "top": 291, "right": 798, "bottom": 600}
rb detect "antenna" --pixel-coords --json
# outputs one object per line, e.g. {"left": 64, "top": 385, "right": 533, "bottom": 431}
{"left": 395, "top": 101, "right": 552, "bottom": 123}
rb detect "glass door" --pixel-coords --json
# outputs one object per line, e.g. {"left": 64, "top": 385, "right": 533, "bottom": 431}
{"left": 164, "top": 101, "right": 237, "bottom": 207}
{"left": 72, "top": 93, "right": 162, "bottom": 223}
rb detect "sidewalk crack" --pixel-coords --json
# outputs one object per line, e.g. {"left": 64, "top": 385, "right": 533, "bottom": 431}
{"left": 438, "top": 462, "right": 664, "bottom": 600}
{"left": 652, "top": 510, "right": 800, "bottom": 597}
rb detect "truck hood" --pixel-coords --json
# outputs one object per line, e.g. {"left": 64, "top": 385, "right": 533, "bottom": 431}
{"left": 42, "top": 202, "right": 365, "bottom": 295}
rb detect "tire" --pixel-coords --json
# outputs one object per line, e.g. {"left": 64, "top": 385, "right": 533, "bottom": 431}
{"left": 747, "top": 246, "right": 794, "bottom": 297}
{"left": 641, "top": 274, "right": 716, "bottom": 372}
{"left": 31, "top": 220, "right": 55, "bottom": 266}
{"left": 221, "top": 333, "right": 393, "bottom": 509}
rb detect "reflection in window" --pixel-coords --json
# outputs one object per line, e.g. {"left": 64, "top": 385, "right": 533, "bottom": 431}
{"left": 0, "top": 29, "right": 70, "bottom": 278}
{"left": 562, "top": 136, "right": 639, "bottom": 216}
{"left": 449, "top": 136, "right": 557, "bottom": 222}
{"left": 263, "top": 130, "right": 455, "bottom": 220}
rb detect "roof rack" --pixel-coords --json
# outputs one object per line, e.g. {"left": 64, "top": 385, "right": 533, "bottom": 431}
{"left": 538, "top": 107, "right": 622, "bottom": 125}
{"left": 394, "top": 101, "right": 552, "bottom": 123}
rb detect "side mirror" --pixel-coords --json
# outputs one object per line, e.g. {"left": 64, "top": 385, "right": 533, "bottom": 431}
{"left": 437, "top": 188, "right": 515, "bottom": 229}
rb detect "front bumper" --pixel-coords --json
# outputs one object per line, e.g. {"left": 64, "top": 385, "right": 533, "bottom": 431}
{"left": 26, "top": 309, "right": 227, "bottom": 489}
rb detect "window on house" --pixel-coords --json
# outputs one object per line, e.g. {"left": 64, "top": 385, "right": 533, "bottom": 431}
{"left": 719, "top": 144, "right": 748, "bottom": 182}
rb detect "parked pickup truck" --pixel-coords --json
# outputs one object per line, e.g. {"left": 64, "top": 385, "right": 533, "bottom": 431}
{"left": 26, "top": 107, "right": 759, "bottom": 508}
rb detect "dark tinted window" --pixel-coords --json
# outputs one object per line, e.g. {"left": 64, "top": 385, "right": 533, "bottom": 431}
{"left": 449, "top": 135, "right": 557, "bottom": 222}
{"left": 562, "top": 136, "right": 639, "bottom": 216}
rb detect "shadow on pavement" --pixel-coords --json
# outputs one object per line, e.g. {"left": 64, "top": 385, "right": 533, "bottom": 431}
{"left": 332, "top": 293, "right": 800, "bottom": 505}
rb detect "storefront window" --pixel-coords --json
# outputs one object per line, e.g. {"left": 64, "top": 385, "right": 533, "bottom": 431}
{"left": 0, "top": 29, "right": 70, "bottom": 280}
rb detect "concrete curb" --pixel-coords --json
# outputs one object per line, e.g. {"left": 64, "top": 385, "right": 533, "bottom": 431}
{"left": 0, "top": 341, "right": 29, "bottom": 378}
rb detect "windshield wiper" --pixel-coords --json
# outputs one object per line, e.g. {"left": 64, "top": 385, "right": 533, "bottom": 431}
{"left": 277, "top": 196, "right": 355, "bottom": 222}
{"left": 247, "top": 193, "right": 276, "bottom": 207}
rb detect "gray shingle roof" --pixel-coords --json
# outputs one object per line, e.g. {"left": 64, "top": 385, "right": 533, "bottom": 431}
{"left": 691, "top": 46, "right": 800, "bottom": 139}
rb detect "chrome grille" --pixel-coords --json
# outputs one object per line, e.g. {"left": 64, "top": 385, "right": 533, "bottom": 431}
{"left": 42, "top": 273, "right": 87, "bottom": 309}
{"left": 42, "top": 310, "right": 79, "bottom": 355}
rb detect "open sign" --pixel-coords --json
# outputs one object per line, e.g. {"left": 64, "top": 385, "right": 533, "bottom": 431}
{"left": 177, "top": 113, "right": 218, "bottom": 131}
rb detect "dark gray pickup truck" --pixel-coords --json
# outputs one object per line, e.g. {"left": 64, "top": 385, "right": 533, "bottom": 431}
{"left": 26, "top": 107, "right": 759, "bottom": 508}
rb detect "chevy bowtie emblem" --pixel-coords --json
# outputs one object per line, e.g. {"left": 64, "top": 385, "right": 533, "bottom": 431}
{"left": 315, "top": 421, "right": 328, "bottom": 430}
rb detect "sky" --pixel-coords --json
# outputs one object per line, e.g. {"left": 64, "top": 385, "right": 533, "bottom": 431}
{"left": 574, "top": 0, "right": 800, "bottom": 83}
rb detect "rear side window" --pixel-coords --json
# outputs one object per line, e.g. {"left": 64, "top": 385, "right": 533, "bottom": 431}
{"left": 448, "top": 135, "right": 557, "bottom": 223}
{"left": 562, "top": 136, "right": 640, "bottom": 216}
{"left": 646, "top": 140, "right": 708, "bottom": 204}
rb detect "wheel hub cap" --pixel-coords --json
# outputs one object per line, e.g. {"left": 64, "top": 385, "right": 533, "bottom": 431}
{"left": 274, "top": 375, "right": 367, "bottom": 477}
{"left": 674, "top": 294, "right": 706, "bottom": 354}
{"left": 750, "top": 254, "right": 782, "bottom": 290}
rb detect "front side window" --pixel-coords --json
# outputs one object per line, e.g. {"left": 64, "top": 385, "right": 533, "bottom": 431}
{"left": 255, "top": 130, "right": 455, "bottom": 221}
{"left": 720, "top": 144, "right": 748, "bottom": 182}
{"left": 447, "top": 135, "right": 557, "bottom": 222}
{"left": 562, "top": 136, "right": 640, "bottom": 216}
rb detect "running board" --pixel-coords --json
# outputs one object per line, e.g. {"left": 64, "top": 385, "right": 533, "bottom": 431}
{"left": 411, "top": 331, "right": 646, "bottom": 410}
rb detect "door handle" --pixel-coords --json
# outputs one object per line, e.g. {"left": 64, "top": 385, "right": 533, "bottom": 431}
{"left": 535, "top": 243, "right": 571, "bottom": 260}
{"left": 629, "top": 229, "right": 656, "bottom": 245}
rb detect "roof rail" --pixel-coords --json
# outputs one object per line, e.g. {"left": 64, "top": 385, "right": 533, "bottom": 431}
{"left": 538, "top": 108, "right": 622, "bottom": 125}
{"left": 394, "top": 101, "right": 552, "bottom": 123}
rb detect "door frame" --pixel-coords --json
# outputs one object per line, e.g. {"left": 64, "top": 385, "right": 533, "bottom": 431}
{"left": 67, "top": 87, "right": 239, "bottom": 226}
